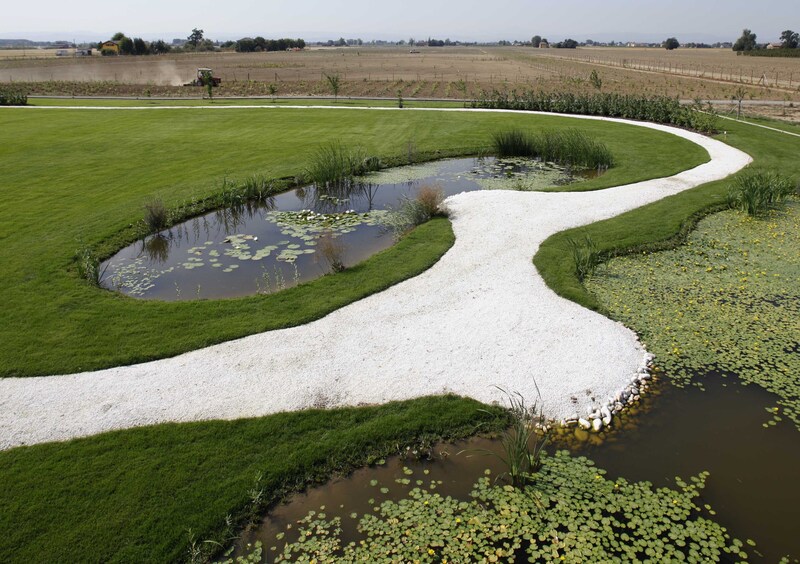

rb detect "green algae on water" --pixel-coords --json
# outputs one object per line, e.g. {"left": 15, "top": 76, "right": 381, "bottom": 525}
{"left": 587, "top": 200, "right": 800, "bottom": 429}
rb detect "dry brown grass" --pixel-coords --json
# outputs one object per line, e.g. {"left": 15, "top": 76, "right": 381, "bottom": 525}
{"left": 415, "top": 185, "right": 446, "bottom": 217}
{"left": 1, "top": 46, "right": 797, "bottom": 105}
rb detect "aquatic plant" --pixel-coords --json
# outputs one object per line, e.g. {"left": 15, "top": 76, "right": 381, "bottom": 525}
{"left": 305, "top": 142, "right": 381, "bottom": 187}
{"left": 727, "top": 170, "right": 797, "bottom": 216}
{"left": 384, "top": 185, "right": 447, "bottom": 238}
{"left": 255, "top": 451, "right": 746, "bottom": 563}
{"left": 587, "top": 201, "right": 800, "bottom": 429}
{"left": 492, "top": 129, "right": 614, "bottom": 170}
{"left": 492, "top": 129, "right": 535, "bottom": 157}
{"left": 470, "top": 387, "right": 550, "bottom": 489}
{"left": 74, "top": 246, "right": 104, "bottom": 286}
{"left": 565, "top": 233, "right": 601, "bottom": 282}
{"left": 143, "top": 198, "right": 168, "bottom": 232}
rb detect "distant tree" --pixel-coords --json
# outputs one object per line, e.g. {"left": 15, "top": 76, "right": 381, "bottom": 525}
{"left": 781, "top": 29, "right": 799, "bottom": 49}
{"left": 119, "top": 36, "right": 134, "bottom": 55}
{"left": 111, "top": 32, "right": 126, "bottom": 41}
{"left": 732, "top": 29, "right": 757, "bottom": 51}
{"left": 664, "top": 37, "right": 680, "bottom": 50}
{"left": 187, "top": 28, "right": 204, "bottom": 48}
{"left": 132, "top": 37, "right": 149, "bottom": 55}
{"left": 236, "top": 37, "right": 256, "bottom": 52}
{"left": 325, "top": 73, "right": 341, "bottom": 101}
{"left": 531, "top": 35, "right": 542, "bottom": 47}
{"left": 150, "top": 40, "right": 171, "bottom": 54}
{"left": 589, "top": 69, "right": 602, "bottom": 90}
{"left": 555, "top": 38, "right": 578, "bottom": 49}
{"left": 268, "top": 83, "right": 278, "bottom": 101}
{"left": 335, "top": 37, "right": 347, "bottom": 47}
{"left": 408, "top": 38, "right": 415, "bottom": 46}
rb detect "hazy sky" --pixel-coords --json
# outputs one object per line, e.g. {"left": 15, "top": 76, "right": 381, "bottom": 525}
{"left": 2, "top": 0, "right": 795, "bottom": 43}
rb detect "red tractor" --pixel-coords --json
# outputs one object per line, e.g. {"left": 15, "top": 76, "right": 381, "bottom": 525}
{"left": 187, "top": 68, "right": 221, "bottom": 87}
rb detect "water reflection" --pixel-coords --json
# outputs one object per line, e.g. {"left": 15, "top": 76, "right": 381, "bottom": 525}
{"left": 101, "top": 157, "right": 594, "bottom": 301}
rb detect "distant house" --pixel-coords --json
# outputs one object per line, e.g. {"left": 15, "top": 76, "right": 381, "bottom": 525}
{"left": 539, "top": 40, "right": 549, "bottom": 48}
{"left": 766, "top": 42, "right": 783, "bottom": 50}
{"left": 100, "top": 41, "right": 119, "bottom": 54}
{"left": 76, "top": 48, "right": 92, "bottom": 56}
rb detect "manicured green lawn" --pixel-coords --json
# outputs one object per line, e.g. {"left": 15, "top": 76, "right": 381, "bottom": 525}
{"left": 0, "top": 106, "right": 706, "bottom": 376}
{"left": 29, "top": 96, "right": 464, "bottom": 108}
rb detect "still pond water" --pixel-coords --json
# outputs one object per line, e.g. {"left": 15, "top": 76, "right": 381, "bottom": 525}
{"left": 101, "top": 157, "right": 591, "bottom": 300}
{"left": 234, "top": 375, "right": 800, "bottom": 562}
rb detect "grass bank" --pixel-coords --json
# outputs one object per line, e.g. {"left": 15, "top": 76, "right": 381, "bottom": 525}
{"left": 535, "top": 116, "right": 800, "bottom": 313}
{"left": 0, "top": 106, "right": 706, "bottom": 376}
{"left": 0, "top": 396, "right": 507, "bottom": 563}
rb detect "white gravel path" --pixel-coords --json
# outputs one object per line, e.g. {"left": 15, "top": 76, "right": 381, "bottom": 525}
{"left": 0, "top": 109, "right": 752, "bottom": 450}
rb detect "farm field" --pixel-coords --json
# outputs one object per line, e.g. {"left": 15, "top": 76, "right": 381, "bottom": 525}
{"left": 2, "top": 46, "right": 798, "bottom": 116}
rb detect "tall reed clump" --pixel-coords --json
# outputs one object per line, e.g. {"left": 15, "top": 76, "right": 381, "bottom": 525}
{"left": 74, "top": 247, "right": 102, "bottom": 285}
{"left": 492, "top": 130, "right": 535, "bottom": 158}
{"left": 467, "top": 387, "right": 550, "bottom": 489}
{"left": 493, "top": 129, "right": 614, "bottom": 170}
{"left": 305, "top": 142, "right": 382, "bottom": 187}
{"left": 143, "top": 198, "right": 168, "bottom": 232}
{"left": 384, "top": 185, "right": 446, "bottom": 237}
{"left": 565, "top": 233, "right": 601, "bottom": 282}
{"left": 220, "top": 174, "right": 277, "bottom": 208}
{"left": 727, "top": 170, "right": 797, "bottom": 216}
{"left": 0, "top": 86, "right": 27, "bottom": 106}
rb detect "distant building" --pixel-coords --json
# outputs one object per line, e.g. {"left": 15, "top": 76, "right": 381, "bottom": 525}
{"left": 100, "top": 41, "right": 119, "bottom": 54}
{"left": 539, "top": 40, "right": 549, "bottom": 48}
{"left": 766, "top": 42, "right": 783, "bottom": 50}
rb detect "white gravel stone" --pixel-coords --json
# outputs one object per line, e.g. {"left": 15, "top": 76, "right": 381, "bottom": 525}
{"left": 0, "top": 108, "right": 752, "bottom": 450}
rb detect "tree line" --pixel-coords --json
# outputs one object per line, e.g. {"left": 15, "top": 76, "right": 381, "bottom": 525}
{"left": 733, "top": 28, "right": 799, "bottom": 51}
{"left": 227, "top": 37, "right": 306, "bottom": 53}
{"left": 98, "top": 29, "right": 307, "bottom": 56}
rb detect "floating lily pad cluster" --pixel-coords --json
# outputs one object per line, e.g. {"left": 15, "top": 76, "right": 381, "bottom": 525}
{"left": 587, "top": 200, "right": 800, "bottom": 429}
{"left": 104, "top": 256, "right": 174, "bottom": 296}
{"left": 228, "top": 451, "right": 746, "bottom": 563}
{"left": 470, "top": 157, "right": 579, "bottom": 191}
{"left": 359, "top": 161, "right": 445, "bottom": 185}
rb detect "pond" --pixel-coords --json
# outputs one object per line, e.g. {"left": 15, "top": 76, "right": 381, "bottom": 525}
{"left": 229, "top": 375, "right": 800, "bottom": 562}
{"left": 100, "top": 157, "right": 595, "bottom": 300}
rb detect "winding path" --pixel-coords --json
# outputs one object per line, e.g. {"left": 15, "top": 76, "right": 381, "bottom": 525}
{"left": 0, "top": 108, "right": 752, "bottom": 450}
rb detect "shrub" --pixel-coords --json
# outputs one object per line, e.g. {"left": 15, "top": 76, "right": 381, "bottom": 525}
{"left": 473, "top": 90, "right": 718, "bottom": 133}
{"left": 0, "top": 86, "right": 28, "bottom": 106}
{"left": 727, "top": 170, "right": 797, "bottom": 216}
